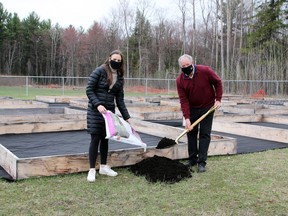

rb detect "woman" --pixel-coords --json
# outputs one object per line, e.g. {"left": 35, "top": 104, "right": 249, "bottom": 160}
{"left": 86, "top": 50, "right": 130, "bottom": 182}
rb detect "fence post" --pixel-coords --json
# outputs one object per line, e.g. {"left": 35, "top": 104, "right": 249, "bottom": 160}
{"left": 145, "top": 79, "right": 148, "bottom": 96}
{"left": 26, "top": 76, "right": 29, "bottom": 97}
{"left": 62, "top": 77, "right": 65, "bottom": 95}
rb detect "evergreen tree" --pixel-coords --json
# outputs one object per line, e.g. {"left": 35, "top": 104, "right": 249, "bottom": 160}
{"left": 247, "top": 0, "right": 288, "bottom": 48}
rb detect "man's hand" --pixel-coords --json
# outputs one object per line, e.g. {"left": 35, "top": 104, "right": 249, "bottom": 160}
{"left": 214, "top": 101, "right": 221, "bottom": 109}
{"left": 185, "top": 118, "right": 191, "bottom": 130}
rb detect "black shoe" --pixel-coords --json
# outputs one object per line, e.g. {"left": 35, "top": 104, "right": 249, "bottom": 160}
{"left": 185, "top": 162, "right": 196, "bottom": 172}
{"left": 198, "top": 164, "right": 206, "bottom": 173}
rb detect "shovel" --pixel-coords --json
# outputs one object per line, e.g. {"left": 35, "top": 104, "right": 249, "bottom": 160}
{"left": 156, "top": 105, "right": 217, "bottom": 149}
{"left": 175, "top": 105, "right": 217, "bottom": 144}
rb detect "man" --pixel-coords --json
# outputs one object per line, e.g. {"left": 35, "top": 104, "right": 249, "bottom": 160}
{"left": 176, "top": 54, "right": 223, "bottom": 173}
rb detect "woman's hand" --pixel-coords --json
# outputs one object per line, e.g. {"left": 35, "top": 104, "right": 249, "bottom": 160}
{"left": 97, "top": 105, "right": 107, "bottom": 113}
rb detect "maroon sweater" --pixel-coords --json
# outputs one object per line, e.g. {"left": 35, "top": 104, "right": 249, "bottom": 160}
{"left": 176, "top": 64, "right": 223, "bottom": 119}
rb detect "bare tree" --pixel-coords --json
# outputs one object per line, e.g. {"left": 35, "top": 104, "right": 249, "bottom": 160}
{"left": 213, "top": 0, "right": 219, "bottom": 71}
{"left": 199, "top": 0, "right": 214, "bottom": 63}
{"left": 153, "top": 10, "right": 167, "bottom": 72}
{"left": 177, "top": 0, "right": 188, "bottom": 53}
{"left": 191, "top": 0, "right": 196, "bottom": 57}
{"left": 220, "top": 0, "right": 225, "bottom": 79}
{"left": 60, "top": 26, "right": 78, "bottom": 81}
{"left": 226, "top": 0, "right": 232, "bottom": 79}
{"left": 49, "top": 26, "right": 61, "bottom": 77}
{"left": 135, "top": 0, "right": 154, "bottom": 77}
{"left": 85, "top": 22, "right": 107, "bottom": 71}
{"left": 235, "top": 0, "right": 244, "bottom": 80}
{"left": 118, "top": 0, "right": 134, "bottom": 78}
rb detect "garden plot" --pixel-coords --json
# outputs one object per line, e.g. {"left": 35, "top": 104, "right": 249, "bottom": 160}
{"left": 213, "top": 99, "right": 288, "bottom": 144}
{"left": 67, "top": 95, "right": 183, "bottom": 120}
{"left": 0, "top": 98, "right": 86, "bottom": 135}
{"left": 0, "top": 97, "right": 49, "bottom": 109}
{"left": 0, "top": 96, "right": 236, "bottom": 180}
{"left": 35, "top": 95, "right": 86, "bottom": 103}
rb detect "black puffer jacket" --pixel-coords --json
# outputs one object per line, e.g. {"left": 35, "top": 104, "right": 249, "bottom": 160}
{"left": 86, "top": 65, "right": 130, "bottom": 134}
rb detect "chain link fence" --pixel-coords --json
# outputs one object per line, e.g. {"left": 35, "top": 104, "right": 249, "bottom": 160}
{"left": 0, "top": 76, "right": 287, "bottom": 97}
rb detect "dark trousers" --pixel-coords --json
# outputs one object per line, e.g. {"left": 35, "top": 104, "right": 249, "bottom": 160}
{"left": 89, "top": 134, "right": 108, "bottom": 168}
{"left": 187, "top": 107, "right": 214, "bottom": 166}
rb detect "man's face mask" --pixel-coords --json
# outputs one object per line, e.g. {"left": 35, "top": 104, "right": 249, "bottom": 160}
{"left": 181, "top": 64, "right": 193, "bottom": 75}
{"left": 110, "top": 60, "right": 122, "bottom": 70}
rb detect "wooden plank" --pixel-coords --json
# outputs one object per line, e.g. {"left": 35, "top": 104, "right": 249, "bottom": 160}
{"left": 128, "top": 105, "right": 181, "bottom": 113}
{"left": 17, "top": 154, "right": 89, "bottom": 179}
{"left": 16, "top": 137, "right": 237, "bottom": 180}
{"left": 221, "top": 100, "right": 238, "bottom": 106}
{"left": 208, "top": 137, "right": 237, "bottom": 155}
{"left": 64, "top": 107, "right": 86, "bottom": 115}
{"left": 256, "top": 108, "right": 288, "bottom": 115}
{"left": 0, "top": 103, "right": 48, "bottom": 109}
{"left": 0, "top": 99, "right": 48, "bottom": 108}
{"left": 110, "top": 137, "right": 237, "bottom": 163}
{"left": 214, "top": 114, "right": 263, "bottom": 122}
{"left": 213, "top": 121, "right": 288, "bottom": 143}
{"left": 0, "top": 144, "right": 18, "bottom": 179}
{"left": 0, "top": 114, "right": 86, "bottom": 124}
{"left": 131, "top": 119, "right": 236, "bottom": 144}
{"left": 131, "top": 119, "right": 184, "bottom": 140}
{"left": 35, "top": 96, "right": 86, "bottom": 103}
{"left": 0, "top": 120, "right": 86, "bottom": 134}
{"left": 69, "top": 99, "right": 88, "bottom": 109}
{"left": 142, "top": 111, "right": 182, "bottom": 120}
{"left": 263, "top": 115, "right": 288, "bottom": 125}
{"left": 159, "top": 100, "right": 180, "bottom": 106}
{"left": 222, "top": 106, "right": 255, "bottom": 114}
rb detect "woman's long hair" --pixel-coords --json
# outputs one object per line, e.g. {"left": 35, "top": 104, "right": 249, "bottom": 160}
{"left": 103, "top": 50, "right": 125, "bottom": 85}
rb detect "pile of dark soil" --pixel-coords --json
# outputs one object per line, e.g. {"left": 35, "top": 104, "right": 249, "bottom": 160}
{"left": 156, "top": 137, "right": 176, "bottom": 149}
{"left": 129, "top": 155, "right": 192, "bottom": 184}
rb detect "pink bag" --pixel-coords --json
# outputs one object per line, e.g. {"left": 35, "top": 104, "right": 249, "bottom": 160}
{"left": 102, "top": 111, "right": 147, "bottom": 151}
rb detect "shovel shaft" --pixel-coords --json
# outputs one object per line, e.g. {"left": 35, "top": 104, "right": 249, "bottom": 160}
{"left": 175, "top": 129, "right": 189, "bottom": 144}
{"left": 175, "top": 105, "right": 217, "bottom": 144}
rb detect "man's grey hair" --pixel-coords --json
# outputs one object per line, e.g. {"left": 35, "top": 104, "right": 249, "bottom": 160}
{"left": 178, "top": 54, "right": 193, "bottom": 67}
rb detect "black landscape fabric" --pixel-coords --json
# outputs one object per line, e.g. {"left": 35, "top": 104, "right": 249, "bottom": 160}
{"left": 129, "top": 155, "right": 192, "bottom": 184}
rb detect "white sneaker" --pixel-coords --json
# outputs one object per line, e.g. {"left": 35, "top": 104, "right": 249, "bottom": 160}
{"left": 99, "top": 165, "right": 118, "bottom": 177}
{"left": 87, "top": 169, "right": 96, "bottom": 182}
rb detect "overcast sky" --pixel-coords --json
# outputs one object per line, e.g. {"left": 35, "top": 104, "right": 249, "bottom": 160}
{"left": 1, "top": 0, "right": 182, "bottom": 30}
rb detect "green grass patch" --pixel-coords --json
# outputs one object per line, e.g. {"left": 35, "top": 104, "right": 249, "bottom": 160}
{"left": 1, "top": 148, "right": 287, "bottom": 215}
{"left": 0, "top": 86, "right": 86, "bottom": 100}
{"left": 0, "top": 86, "right": 177, "bottom": 100}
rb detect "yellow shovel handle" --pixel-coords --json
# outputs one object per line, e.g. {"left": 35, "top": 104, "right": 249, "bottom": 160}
{"left": 175, "top": 105, "right": 217, "bottom": 144}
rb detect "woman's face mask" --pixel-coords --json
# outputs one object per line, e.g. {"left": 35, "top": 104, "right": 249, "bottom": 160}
{"left": 110, "top": 59, "right": 122, "bottom": 70}
{"left": 181, "top": 64, "right": 193, "bottom": 75}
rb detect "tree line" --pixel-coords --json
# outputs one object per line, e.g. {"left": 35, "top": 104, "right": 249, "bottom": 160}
{"left": 0, "top": 0, "right": 287, "bottom": 82}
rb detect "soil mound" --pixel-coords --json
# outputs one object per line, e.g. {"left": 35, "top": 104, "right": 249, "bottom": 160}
{"left": 129, "top": 155, "right": 192, "bottom": 184}
{"left": 156, "top": 137, "right": 176, "bottom": 149}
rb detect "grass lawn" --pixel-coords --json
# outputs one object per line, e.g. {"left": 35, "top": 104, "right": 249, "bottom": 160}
{"left": 0, "top": 86, "right": 287, "bottom": 215}
{"left": 0, "top": 86, "right": 86, "bottom": 100}
{"left": 0, "top": 86, "right": 177, "bottom": 100}
{"left": 1, "top": 148, "right": 287, "bottom": 215}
